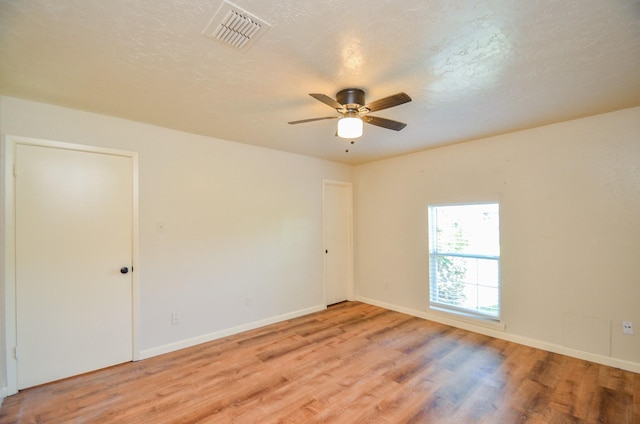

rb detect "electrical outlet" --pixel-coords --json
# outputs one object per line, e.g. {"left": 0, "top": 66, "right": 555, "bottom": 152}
{"left": 171, "top": 312, "right": 179, "bottom": 325}
{"left": 622, "top": 321, "right": 634, "bottom": 335}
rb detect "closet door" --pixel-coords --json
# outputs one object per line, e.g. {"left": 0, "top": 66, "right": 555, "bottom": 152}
{"left": 16, "top": 143, "right": 134, "bottom": 389}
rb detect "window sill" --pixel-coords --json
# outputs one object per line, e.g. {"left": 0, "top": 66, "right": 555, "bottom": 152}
{"left": 429, "top": 305, "right": 506, "bottom": 332}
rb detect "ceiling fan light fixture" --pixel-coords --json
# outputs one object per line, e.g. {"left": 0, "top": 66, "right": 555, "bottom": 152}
{"left": 337, "top": 114, "right": 363, "bottom": 138}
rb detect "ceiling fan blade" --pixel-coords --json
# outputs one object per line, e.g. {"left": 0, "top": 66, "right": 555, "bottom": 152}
{"left": 288, "top": 116, "right": 338, "bottom": 125}
{"left": 309, "top": 93, "right": 343, "bottom": 110}
{"left": 362, "top": 115, "right": 407, "bottom": 131}
{"left": 364, "top": 92, "right": 412, "bottom": 112}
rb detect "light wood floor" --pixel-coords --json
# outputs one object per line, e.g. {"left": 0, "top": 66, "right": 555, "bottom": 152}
{"left": 1, "top": 302, "right": 638, "bottom": 423}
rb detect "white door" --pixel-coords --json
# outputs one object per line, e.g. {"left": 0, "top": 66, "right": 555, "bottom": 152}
{"left": 323, "top": 181, "right": 353, "bottom": 305}
{"left": 15, "top": 143, "right": 134, "bottom": 389}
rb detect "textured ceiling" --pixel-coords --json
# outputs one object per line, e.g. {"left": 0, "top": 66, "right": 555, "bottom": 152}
{"left": 1, "top": 0, "right": 639, "bottom": 165}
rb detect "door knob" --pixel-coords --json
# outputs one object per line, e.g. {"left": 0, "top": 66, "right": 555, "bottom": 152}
{"left": 120, "top": 267, "right": 129, "bottom": 274}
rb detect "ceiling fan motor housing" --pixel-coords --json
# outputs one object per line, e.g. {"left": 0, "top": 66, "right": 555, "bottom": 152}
{"left": 337, "top": 88, "right": 365, "bottom": 110}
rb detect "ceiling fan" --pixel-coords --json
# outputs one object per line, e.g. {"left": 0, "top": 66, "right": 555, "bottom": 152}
{"left": 288, "top": 88, "right": 411, "bottom": 139}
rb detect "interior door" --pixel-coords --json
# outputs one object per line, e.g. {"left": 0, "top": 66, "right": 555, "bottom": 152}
{"left": 323, "top": 181, "right": 353, "bottom": 305}
{"left": 15, "top": 143, "right": 134, "bottom": 389}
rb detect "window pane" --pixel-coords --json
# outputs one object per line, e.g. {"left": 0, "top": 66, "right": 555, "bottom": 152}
{"left": 476, "top": 285, "right": 499, "bottom": 316}
{"left": 433, "top": 254, "right": 468, "bottom": 305}
{"left": 429, "top": 203, "right": 500, "bottom": 319}
{"left": 434, "top": 204, "right": 499, "bottom": 256}
{"left": 477, "top": 258, "right": 499, "bottom": 288}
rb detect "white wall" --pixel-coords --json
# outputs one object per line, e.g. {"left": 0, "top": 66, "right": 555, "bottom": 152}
{"left": 354, "top": 107, "right": 640, "bottom": 371}
{"left": 0, "top": 99, "right": 5, "bottom": 402}
{"left": 0, "top": 96, "right": 352, "bottom": 372}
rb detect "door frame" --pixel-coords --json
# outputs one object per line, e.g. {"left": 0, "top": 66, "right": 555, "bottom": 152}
{"left": 3, "top": 135, "right": 140, "bottom": 395}
{"left": 322, "top": 179, "right": 355, "bottom": 305}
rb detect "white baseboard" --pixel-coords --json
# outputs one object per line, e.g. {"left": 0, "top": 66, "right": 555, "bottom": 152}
{"left": 357, "top": 296, "right": 640, "bottom": 374}
{"left": 139, "top": 304, "right": 327, "bottom": 360}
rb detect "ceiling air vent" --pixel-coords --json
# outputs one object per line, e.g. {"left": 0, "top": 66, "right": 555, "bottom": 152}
{"left": 202, "top": 1, "right": 271, "bottom": 51}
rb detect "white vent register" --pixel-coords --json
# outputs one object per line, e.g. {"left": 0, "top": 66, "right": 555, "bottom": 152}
{"left": 202, "top": 1, "right": 271, "bottom": 51}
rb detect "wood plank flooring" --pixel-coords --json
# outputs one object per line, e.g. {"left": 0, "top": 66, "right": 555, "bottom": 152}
{"left": 1, "top": 302, "right": 638, "bottom": 423}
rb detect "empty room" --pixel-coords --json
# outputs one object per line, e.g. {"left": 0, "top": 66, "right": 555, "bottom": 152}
{"left": 0, "top": 1, "right": 639, "bottom": 423}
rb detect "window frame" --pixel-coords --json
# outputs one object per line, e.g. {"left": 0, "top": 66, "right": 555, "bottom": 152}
{"left": 428, "top": 202, "right": 501, "bottom": 321}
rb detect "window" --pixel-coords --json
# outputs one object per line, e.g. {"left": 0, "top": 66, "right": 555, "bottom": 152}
{"left": 428, "top": 203, "right": 500, "bottom": 319}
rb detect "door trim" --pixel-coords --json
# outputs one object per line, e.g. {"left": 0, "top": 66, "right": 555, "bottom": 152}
{"left": 322, "top": 179, "right": 355, "bottom": 305}
{"left": 3, "top": 135, "right": 140, "bottom": 395}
